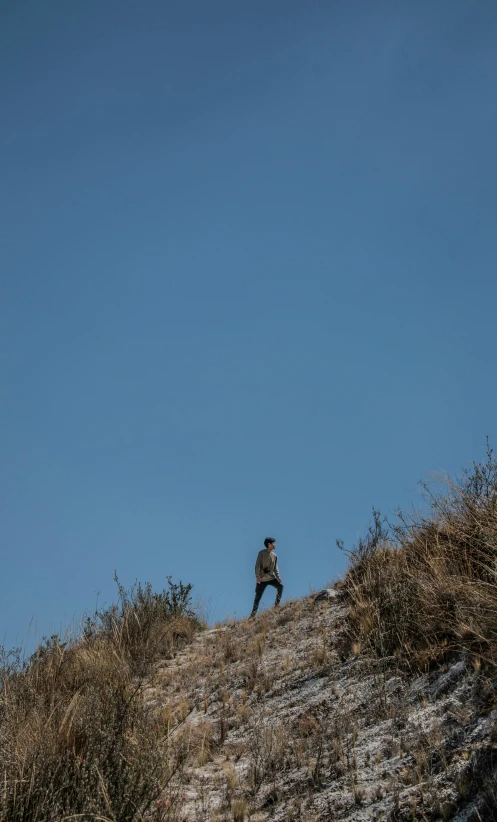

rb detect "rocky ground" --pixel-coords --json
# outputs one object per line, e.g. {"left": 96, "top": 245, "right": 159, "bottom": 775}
{"left": 143, "top": 591, "right": 497, "bottom": 822}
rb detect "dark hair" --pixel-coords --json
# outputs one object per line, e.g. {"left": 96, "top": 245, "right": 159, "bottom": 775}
{"left": 264, "top": 537, "right": 276, "bottom": 548}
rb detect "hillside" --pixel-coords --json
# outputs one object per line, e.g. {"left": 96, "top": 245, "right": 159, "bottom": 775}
{"left": 142, "top": 591, "right": 496, "bottom": 822}
{"left": 2, "top": 448, "right": 497, "bottom": 821}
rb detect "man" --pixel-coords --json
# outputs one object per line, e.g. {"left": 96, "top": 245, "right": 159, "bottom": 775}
{"left": 249, "top": 538, "right": 283, "bottom": 618}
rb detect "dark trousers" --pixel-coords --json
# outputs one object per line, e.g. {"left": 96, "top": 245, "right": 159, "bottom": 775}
{"left": 250, "top": 579, "right": 283, "bottom": 616}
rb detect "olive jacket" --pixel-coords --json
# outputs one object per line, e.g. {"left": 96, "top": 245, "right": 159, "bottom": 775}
{"left": 255, "top": 549, "right": 281, "bottom": 583}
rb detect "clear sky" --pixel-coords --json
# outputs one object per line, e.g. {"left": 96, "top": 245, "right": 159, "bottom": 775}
{"left": 1, "top": 1, "right": 497, "bottom": 648}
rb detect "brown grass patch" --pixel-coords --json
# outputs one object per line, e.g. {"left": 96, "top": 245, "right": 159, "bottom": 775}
{"left": 340, "top": 442, "right": 497, "bottom": 668}
{"left": 0, "top": 577, "right": 201, "bottom": 821}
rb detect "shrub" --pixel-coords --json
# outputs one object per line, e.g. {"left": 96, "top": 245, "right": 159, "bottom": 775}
{"left": 91, "top": 574, "right": 201, "bottom": 674}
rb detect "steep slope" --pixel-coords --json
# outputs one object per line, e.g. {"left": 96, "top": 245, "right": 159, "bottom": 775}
{"left": 143, "top": 592, "right": 497, "bottom": 821}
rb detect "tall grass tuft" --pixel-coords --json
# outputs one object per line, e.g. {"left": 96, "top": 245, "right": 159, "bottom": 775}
{"left": 340, "top": 440, "right": 497, "bottom": 668}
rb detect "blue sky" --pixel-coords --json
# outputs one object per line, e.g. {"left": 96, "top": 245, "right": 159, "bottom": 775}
{"left": 1, "top": 0, "right": 497, "bottom": 648}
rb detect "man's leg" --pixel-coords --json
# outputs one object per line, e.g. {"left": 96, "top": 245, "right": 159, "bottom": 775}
{"left": 250, "top": 581, "right": 267, "bottom": 618}
{"left": 267, "top": 579, "right": 284, "bottom": 606}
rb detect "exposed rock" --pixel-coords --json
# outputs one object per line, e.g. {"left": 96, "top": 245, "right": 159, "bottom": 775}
{"left": 312, "top": 588, "right": 340, "bottom": 603}
{"left": 430, "top": 659, "right": 468, "bottom": 699}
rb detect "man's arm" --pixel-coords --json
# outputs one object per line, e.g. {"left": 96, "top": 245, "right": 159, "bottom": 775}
{"left": 274, "top": 555, "right": 282, "bottom": 583}
{"left": 255, "top": 551, "right": 263, "bottom": 583}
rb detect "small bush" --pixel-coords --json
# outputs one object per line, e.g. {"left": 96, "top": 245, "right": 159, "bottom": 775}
{"left": 91, "top": 573, "right": 201, "bottom": 674}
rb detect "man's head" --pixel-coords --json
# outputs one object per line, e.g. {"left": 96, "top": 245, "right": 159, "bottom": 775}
{"left": 264, "top": 537, "right": 276, "bottom": 551}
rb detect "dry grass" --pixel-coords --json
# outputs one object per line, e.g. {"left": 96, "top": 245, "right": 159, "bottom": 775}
{"left": 0, "top": 577, "right": 201, "bottom": 821}
{"left": 231, "top": 797, "right": 247, "bottom": 822}
{"left": 341, "top": 442, "right": 497, "bottom": 669}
